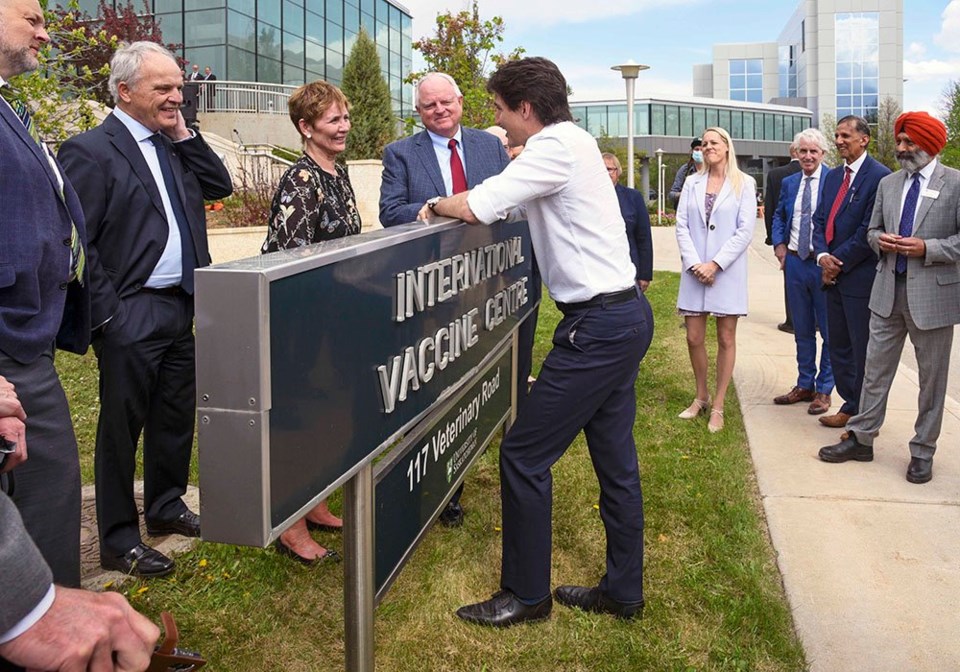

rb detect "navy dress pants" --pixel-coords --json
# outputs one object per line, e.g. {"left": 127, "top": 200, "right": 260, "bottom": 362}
{"left": 499, "top": 290, "right": 653, "bottom": 604}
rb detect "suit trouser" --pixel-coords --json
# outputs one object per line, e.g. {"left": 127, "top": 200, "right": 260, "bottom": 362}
{"left": 849, "top": 277, "right": 954, "bottom": 460}
{"left": 499, "top": 291, "right": 653, "bottom": 603}
{"left": 0, "top": 349, "right": 81, "bottom": 588}
{"left": 93, "top": 291, "right": 195, "bottom": 556}
{"left": 825, "top": 285, "right": 872, "bottom": 416}
{"left": 784, "top": 254, "right": 833, "bottom": 393}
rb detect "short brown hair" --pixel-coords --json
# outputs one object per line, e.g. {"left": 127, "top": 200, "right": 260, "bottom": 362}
{"left": 487, "top": 57, "right": 572, "bottom": 126}
{"left": 288, "top": 80, "right": 350, "bottom": 136}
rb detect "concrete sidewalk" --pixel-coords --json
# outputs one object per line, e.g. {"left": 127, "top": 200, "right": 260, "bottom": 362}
{"left": 652, "top": 223, "right": 960, "bottom": 672}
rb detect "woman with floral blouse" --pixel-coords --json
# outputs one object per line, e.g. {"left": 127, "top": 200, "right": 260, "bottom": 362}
{"left": 261, "top": 80, "right": 360, "bottom": 563}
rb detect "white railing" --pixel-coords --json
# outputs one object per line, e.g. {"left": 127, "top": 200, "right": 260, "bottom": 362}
{"left": 189, "top": 80, "right": 297, "bottom": 115}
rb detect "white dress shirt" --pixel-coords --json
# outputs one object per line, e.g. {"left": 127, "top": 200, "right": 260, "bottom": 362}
{"left": 427, "top": 127, "right": 466, "bottom": 197}
{"left": 789, "top": 164, "right": 824, "bottom": 253}
{"left": 900, "top": 157, "right": 938, "bottom": 223}
{"left": 112, "top": 107, "right": 184, "bottom": 288}
{"left": 468, "top": 121, "right": 636, "bottom": 303}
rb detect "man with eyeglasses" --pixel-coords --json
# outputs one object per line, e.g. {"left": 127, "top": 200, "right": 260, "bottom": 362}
{"left": 378, "top": 72, "right": 512, "bottom": 528}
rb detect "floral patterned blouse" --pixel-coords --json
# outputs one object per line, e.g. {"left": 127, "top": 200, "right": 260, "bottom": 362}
{"left": 262, "top": 153, "right": 362, "bottom": 252}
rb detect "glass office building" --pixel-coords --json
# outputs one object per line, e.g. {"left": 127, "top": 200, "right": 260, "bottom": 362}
{"left": 77, "top": 0, "right": 414, "bottom": 115}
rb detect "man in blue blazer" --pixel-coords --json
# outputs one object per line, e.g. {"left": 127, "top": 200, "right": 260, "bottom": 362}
{"left": 602, "top": 153, "right": 653, "bottom": 289}
{"left": 0, "top": 0, "right": 91, "bottom": 589}
{"left": 379, "top": 73, "right": 512, "bottom": 527}
{"left": 772, "top": 129, "right": 833, "bottom": 416}
{"left": 812, "top": 116, "right": 891, "bottom": 428}
{"left": 379, "top": 73, "right": 510, "bottom": 228}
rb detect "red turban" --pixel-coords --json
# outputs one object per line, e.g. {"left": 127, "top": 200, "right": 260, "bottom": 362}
{"left": 894, "top": 111, "right": 947, "bottom": 157}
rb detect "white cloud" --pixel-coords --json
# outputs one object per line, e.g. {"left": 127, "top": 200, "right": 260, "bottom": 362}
{"left": 904, "top": 57, "right": 960, "bottom": 81}
{"left": 564, "top": 64, "right": 692, "bottom": 101}
{"left": 907, "top": 41, "right": 927, "bottom": 59}
{"left": 934, "top": 0, "right": 960, "bottom": 53}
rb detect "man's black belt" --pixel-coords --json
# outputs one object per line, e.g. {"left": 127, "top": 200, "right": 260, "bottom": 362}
{"left": 556, "top": 287, "right": 637, "bottom": 313}
{"left": 141, "top": 286, "right": 187, "bottom": 297}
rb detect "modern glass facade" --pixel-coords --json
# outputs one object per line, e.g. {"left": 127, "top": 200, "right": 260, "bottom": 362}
{"left": 778, "top": 45, "right": 798, "bottom": 98}
{"left": 571, "top": 100, "right": 812, "bottom": 144}
{"left": 729, "top": 59, "right": 763, "bottom": 103}
{"left": 835, "top": 12, "right": 880, "bottom": 123}
{"left": 77, "top": 0, "right": 413, "bottom": 115}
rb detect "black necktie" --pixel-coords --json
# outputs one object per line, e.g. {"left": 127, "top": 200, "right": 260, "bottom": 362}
{"left": 149, "top": 133, "right": 197, "bottom": 293}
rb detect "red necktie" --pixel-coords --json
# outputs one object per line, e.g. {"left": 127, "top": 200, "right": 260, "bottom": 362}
{"left": 825, "top": 166, "right": 852, "bottom": 245}
{"left": 448, "top": 139, "right": 467, "bottom": 194}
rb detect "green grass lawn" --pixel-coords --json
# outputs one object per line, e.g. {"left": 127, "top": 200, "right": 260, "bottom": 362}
{"left": 54, "top": 271, "right": 806, "bottom": 671}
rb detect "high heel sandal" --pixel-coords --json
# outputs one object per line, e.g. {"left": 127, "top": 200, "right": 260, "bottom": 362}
{"left": 708, "top": 408, "right": 725, "bottom": 433}
{"left": 678, "top": 398, "right": 710, "bottom": 419}
{"left": 274, "top": 539, "right": 342, "bottom": 566}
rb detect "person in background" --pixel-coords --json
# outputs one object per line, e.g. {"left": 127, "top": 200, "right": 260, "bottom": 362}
{"left": 261, "top": 79, "right": 359, "bottom": 563}
{"left": 669, "top": 137, "right": 703, "bottom": 207}
{"left": 674, "top": 127, "right": 756, "bottom": 433}
{"left": 602, "top": 153, "right": 652, "bottom": 291}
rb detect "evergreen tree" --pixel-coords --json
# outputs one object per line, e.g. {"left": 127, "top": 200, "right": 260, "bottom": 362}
{"left": 341, "top": 28, "right": 396, "bottom": 160}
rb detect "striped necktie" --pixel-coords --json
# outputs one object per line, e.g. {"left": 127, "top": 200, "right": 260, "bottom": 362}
{"left": 1, "top": 85, "right": 86, "bottom": 286}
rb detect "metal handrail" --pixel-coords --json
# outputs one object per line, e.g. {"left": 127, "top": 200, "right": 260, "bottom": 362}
{"left": 188, "top": 80, "right": 297, "bottom": 115}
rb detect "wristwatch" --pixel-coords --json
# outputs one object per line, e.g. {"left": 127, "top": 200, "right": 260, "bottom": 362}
{"left": 427, "top": 196, "right": 443, "bottom": 212}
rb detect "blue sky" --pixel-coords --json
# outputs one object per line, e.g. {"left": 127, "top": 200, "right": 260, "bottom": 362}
{"left": 400, "top": 0, "right": 957, "bottom": 116}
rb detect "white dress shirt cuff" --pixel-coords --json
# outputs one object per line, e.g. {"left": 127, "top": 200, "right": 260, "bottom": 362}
{"left": 0, "top": 584, "right": 55, "bottom": 644}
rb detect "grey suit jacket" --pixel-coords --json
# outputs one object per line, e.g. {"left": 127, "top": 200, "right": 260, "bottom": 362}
{"left": 0, "top": 491, "right": 52, "bottom": 636}
{"left": 867, "top": 160, "right": 960, "bottom": 330}
{"left": 379, "top": 126, "right": 509, "bottom": 227}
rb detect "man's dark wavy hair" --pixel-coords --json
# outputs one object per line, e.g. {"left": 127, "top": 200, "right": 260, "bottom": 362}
{"left": 487, "top": 57, "right": 573, "bottom": 126}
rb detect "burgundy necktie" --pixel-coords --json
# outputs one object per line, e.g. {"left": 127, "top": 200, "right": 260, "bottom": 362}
{"left": 825, "top": 166, "right": 852, "bottom": 245}
{"left": 448, "top": 138, "right": 467, "bottom": 194}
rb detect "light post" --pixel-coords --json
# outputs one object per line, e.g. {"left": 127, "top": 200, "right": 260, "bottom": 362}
{"left": 655, "top": 148, "right": 664, "bottom": 226}
{"left": 611, "top": 60, "right": 650, "bottom": 189}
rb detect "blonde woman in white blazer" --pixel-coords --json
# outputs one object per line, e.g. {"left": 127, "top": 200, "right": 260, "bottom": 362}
{"left": 674, "top": 127, "right": 757, "bottom": 432}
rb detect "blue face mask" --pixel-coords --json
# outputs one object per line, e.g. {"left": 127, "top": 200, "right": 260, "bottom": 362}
{"left": 692, "top": 150, "right": 703, "bottom": 163}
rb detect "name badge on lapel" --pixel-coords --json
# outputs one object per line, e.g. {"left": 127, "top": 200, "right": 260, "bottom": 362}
{"left": 921, "top": 188, "right": 940, "bottom": 199}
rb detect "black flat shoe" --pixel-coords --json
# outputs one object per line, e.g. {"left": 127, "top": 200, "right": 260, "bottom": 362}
{"left": 147, "top": 509, "right": 201, "bottom": 538}
{"left": 304, "top": 520, "right": 343, "bottom": 533}
{"left": 456, "top": 590, "right": 552, "bottom": 627}
{"left": 274, "top": 540, "right": 341, "bottom": 566}
{"left": 819, "top": 434, "right": 873, "bottom": 463}
{"left": 906, "top": 457, "right": 933, "bottom": 484}
{"left": 101, "top": 542, "right": 175, "bottom": 578}
{"left": 554, "top": 585, "right": 645, "bottom": 619}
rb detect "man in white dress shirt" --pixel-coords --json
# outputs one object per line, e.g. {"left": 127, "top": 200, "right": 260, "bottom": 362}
{"left": 420, "top": 57, "right": 654, "bottom": 627}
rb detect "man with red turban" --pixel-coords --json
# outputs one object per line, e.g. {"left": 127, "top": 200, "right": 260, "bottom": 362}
{"left": 819, "top": 111, "right": 960, "bottom": 484}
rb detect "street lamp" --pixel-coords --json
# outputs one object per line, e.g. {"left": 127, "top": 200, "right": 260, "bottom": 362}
{"left": 611, "top": 60, "right": 650, "bottom": 189}
{"left": 655, "top": 148, "right": 664, "bottom": 226}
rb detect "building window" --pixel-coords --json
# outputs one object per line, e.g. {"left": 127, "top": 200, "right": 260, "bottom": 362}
{"left": 835, "top": 12, "right": 880, "bottom": 123}
{"left": 729, "top": 59, "right": 763, "bottom": 103}
{"left": 778, "top": 45, "right": 798, "bottom": 98}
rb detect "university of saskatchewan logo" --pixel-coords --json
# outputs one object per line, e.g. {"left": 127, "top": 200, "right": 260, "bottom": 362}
{"left": 446, "top": 460, "right": 453, "bottom": 483}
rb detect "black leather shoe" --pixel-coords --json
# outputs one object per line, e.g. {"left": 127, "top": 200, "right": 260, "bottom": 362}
{"left": 906, "top": 457, "right": 933, "bottom": 484}
{"left": 456, "top": 590, "right": 552, "bottom": 627}
{"left": 101, "top": 543, "right": 175, "bottom": 578}
{"left": 777, "top": 321, "right": 795, "bottom": 334}
{"left": 554, "top": 585, "right": 645, "bottom": 620}
{"left": 438, "top": 501, "right": 465, "bottom": 528}
{"left": 147, "top": 509, "right": 201, "bottom": 538}
{"left": 818, "top": 434, "right": 873, "bottom": 463}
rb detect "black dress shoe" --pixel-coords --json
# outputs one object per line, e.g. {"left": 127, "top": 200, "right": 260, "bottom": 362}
{"left": 818, "top": 434, "right": 873, "bottom": 463}
{"left": 147, "top": 509, "right": 201, "bottom": 538}
{"left": 456, "top": 590, "right": 552, "bottom": 627}
{"left": 777, "top": 322, "right": 795, "bottom": 334}
{"left": 906, "top": 457, "right": 933, "bottom": 484}
{"left": 554, "top": 585, "right": 645, "bottom": 620}
{"left": 438, "top": 501, "right": 465, "bottom": 528}
{"left": 101, "top": 542, "right": 175, "bottom": 578}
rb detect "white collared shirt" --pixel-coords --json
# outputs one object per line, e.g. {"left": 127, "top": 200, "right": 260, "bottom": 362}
{"left": 427, "top": 127, "right": 465, "bottom": 196}
{"left": 789, "top": 164, "right": 824, "bottom": 253}
{"left": 467, "top": 121, "right": 636, "bottom": 303}
{"left": 112, "top": 107, "right": 184, "bottom": 288}
{"left": 900, "top": 157, "right": 938, "bottom": 224}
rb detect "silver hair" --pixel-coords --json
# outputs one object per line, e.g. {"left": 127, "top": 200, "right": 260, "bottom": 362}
{"left": 897, "top": 147, "right": 932, "bottom": 173}
{"left": 414, "top": 72, "right": 462, "bottom": 109}
{"left": 793, "top": 127, "right": 831, "bottom": 153}
{"left": 108, "top": 41, "right": 178, "bottom": 103}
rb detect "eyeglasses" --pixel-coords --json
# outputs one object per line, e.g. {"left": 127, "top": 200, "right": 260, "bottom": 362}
{"left": 606, "top": 167, "right": 619, "bottom": 173}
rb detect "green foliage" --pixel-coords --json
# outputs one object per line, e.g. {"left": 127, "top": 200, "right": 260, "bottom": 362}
{"left": 818, "top": 113, "right": 841, "bottom": 168}
{"left": 341, "top": 28, "right": 396, "bottom": 160}
{"left": 870, "top": 96, "right": 902, "bottom": 171}
{"left": 408, "top": 1, "right": 524, "bottom": 130}
{"left": 941, "top": 80, "right": 960, "bottom": 169}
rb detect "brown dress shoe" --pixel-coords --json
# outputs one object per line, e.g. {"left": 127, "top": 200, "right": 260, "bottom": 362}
{"left": 819, "top": 411, "right": 851, "bottom": 428}
{"left": 807, "top": 392, "right": 831, "bottom": 415}
{"left": 773, "top": 386, "right": 815, "bottom": 405}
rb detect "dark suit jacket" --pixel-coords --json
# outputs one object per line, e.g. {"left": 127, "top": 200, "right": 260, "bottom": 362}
{"left": 812, "top": 154, "right": 891, "bottom": 298}
{"left": 0, "top": 99, "right": 90, "bottom": 364}
{"left": 379, "top": 126, "right": 510, "bottom": 227}
{"left": 0, "top": 491, "right": 52, "bottom": 636}
{"left": 58, "top": 113, "right": 233, "bottom": 327}
{"left": 763, "top": 160, "right": 801, "bottom": 244}
{"left": 615, "top": 184, "right": 653, "bottom": 282}
{"left": 771, "top": 168, "right": 828, "bottom": 249}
